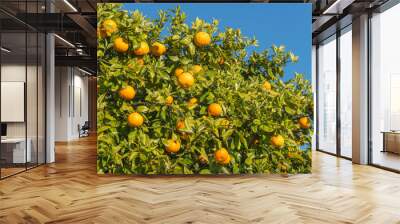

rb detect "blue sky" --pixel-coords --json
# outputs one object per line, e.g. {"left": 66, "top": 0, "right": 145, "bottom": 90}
{"left": 122, "top": 3, "right": 311, "bottom": 81}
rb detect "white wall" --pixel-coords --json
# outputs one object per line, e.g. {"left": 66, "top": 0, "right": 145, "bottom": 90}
{"left": 55, "top": 66, "right": 69, "bottom": 141}
{"left": 1, "top": 65, "right": 34, "bottom": 138}
{"left": 54, "top": 67, "right": 89, "bottom": 141}
{"left": 1, "top": 63, "right": 46, "bottom": 163}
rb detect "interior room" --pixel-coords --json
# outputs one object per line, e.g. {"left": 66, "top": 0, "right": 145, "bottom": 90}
{"left": 0, "top": 6, "right": 46, "bottom": 178}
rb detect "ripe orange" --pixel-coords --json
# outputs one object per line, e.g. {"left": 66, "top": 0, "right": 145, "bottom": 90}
{"left": 221, "top": 155, "right": 231, "bottom": 165}
{"left": 194, "top": 31, "right": 211, "bottom": 47}
{"left": 102, "top": 19, "right": 118, "bottom": 36}
{"left": 134, "top": 41, "right": 149, "bottom": 56}
{"left": 136, "top": 58, "right": 144, "bottom": 66}
{"left": 263, "top": 81, "right": 272, "bottom": 91}
{"left": 128, "top": 112, "right": 144, "bottom": 127}
{"left": 114, "top": 37, "right": 129, "bottom": 53}
{"left": 190, "top": 65, "right": 202, "bottom": 74}
{"left": 174, "top": 67, "right": 184, "bottom": 77}
{"left": 119, "top": 86, "right": 135, "bottom": 100}
{"left": 176, "top": 120, "right": 185, "bottom": 130}
{"left": 166, "top": 96, "right": 174, "bottom": 105}
{"left": 208, "top": 103, "right": 222, "bottom": 117}
{"left": 299, "top": 117, "right": 310, "bottom": 129}
{"left": 178, "top": 72, "right": 195, "bottom": 88}
{"left": 165, "top": 139, "right": 180, "bottom": 153}
{"left": 128, "top": 58, "right": 144, "bottom": 69}
{"left": 187, "top": 97, "right": 198, "bottom": 108}
{"left": 215, "top": 148, "right": 229, "bottom": 164}
{"left": 218, "top": 57, "right": 225, "bottom": 65}
{"left": 151, "top": 42, "right": 167, "bottom": 56}
{"left": 271, "top": 135, "right": 284, "bottom": 148}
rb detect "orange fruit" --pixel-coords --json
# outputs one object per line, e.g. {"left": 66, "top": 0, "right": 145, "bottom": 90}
{"left": 174, "top": 67, "right": 184, "bottom": 77}
{"left": 136, "top": 58, "right": 144, "bottom": 66}
{"left": 128, "top": 112, "right": 144, "bottom": 127}
{"left": 271, "top": 135, "right": 284, "bottom": 148}
{"left": 221, "top": 154, "right": 231, "bottom": 165}
{"left": 218, "top": 57, "right": 224, "bottom": 65}
{"left": 114, "top": 37, "right": 129, "bottom": 53}
{"left": 215, "top": 148, "right": 229, "bottom": 164}
{"left": 176, "top": 120, "right": 185, "bottom": 130}
{"left": 178, "top": 72, "right": 195, "bottom": 88}
{"left": 151, "top": 42, "right": 167, "bottom": 56}
{"left": 128, "top": 58, "right": 144, "bottom": 69}
{"left": 119, "top": 86, "right": 135, "bottom": 100}
{"left": 187, "top": 97, "right": 198, "bottom": 107}
{"left": 194, "top": 31, "right": 211, "bottom": 47}
{"left": 165, "top": 139, "right": 180, "bottom": 153}
{"left": 190, "top": 65, "right": 202, "bottom": 74}
{"left": 299, "top": 117, "right": 310, "bottom": 129}
{"left": 102, "top": 19, "right": 118, "bottom": 36}
{"left": 208, "top": 103, "right": 222, "bottom": 117}
{"left": 166, "top": 96, "right": 174, "bottom": 105}
{"left": 263, "top": 81, "right": 272, "bottom": 91}
{"left": 134, "top": 41, "right": 149, "bottom": 56}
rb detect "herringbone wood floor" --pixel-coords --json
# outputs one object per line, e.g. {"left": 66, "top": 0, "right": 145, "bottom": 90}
{"left": 1, "top": 136, "right": 400, "bottom": 224}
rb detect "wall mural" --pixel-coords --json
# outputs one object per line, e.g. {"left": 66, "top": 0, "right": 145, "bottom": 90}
{"left": 97, "top": 3, "right": 313, "bottom": 175}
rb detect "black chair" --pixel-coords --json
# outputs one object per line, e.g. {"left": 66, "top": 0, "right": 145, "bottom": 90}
{"left": 78, "top": 121, "right": 90, "bottom": 138}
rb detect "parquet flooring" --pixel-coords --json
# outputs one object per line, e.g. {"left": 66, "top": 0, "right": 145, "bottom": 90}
{"left": 1, "top": 136, "right": 400, "bottom": 224}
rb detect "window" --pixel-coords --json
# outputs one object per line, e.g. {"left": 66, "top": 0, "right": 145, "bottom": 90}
{"left": 339, "top": 26, "right": 352, "bottom": 158}
{"left": 317, "top": 35, "right": 337, "bottom": 154}
{"left": 370, "top": 3, "right": 400, "bottom": 171}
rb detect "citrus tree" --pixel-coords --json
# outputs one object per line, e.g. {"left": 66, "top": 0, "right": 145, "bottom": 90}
{"left": 97, "top": 3, "right": 313, "bottom": 175}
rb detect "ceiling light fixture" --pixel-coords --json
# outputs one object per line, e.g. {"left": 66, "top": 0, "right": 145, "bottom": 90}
{"left": 63, "top": 0, "right": 78, "bottom": 12}
{"left": 54, "top": 34, "right": 75, "bottom": 48}
{"left": 1, "top": 47, "right": 11, "bottom": 53}
{"left": 78, "top": 67, "right": 93, "bottom": 76}
{"left": 322, "top": 0, "right": 354, "bottom": 15}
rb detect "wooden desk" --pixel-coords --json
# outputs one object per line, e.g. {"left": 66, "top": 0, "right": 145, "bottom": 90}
{"left": 382, "top": 131, "right": 400, "bottom": 154}
{"left": 1, "top": 138, "right": 31, "bottom": 163}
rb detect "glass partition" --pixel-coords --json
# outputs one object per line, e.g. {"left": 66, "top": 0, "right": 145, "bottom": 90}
{"left": 38, "top": 32, "right": 46, "bottom": 165}
{"left": 339, "top": 26, "right": 352, "bottom": 158}
{"left": 0, "top": 0, "right": 46, "bottom": 179}
{"left": 27, "top": 30, "right": 38, "bottom": 169}
{"left": 0, "top": 28, "right": 28, "bottom": 178}
{"left": 317, "top": 35, "right": 337, "bottom": 154}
